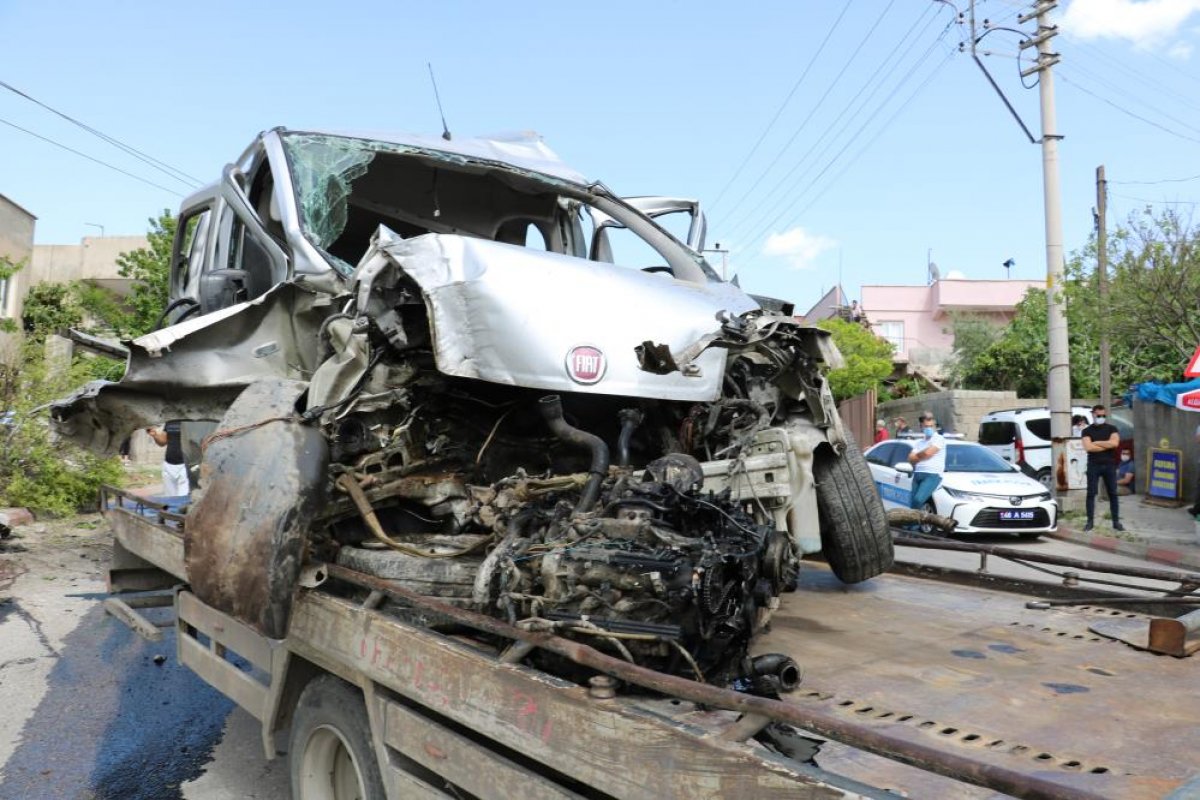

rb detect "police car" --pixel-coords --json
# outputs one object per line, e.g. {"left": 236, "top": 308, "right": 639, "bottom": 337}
{"left": 864, "top": 438, "right": 1058, "bottom": 537}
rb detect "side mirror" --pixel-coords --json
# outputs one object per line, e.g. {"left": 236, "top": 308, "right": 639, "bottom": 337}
{"left": 199, "top": 269, "right": 250, "bottom": 314}
{"left": 894, "top": 462, "right": 914, "bottom": 474}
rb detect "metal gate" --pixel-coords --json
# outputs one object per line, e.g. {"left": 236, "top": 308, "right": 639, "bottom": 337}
{"left": 837, "top": 388, "right": 876, "bottom": 449}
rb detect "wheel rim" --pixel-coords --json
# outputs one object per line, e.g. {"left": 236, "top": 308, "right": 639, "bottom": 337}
{"left": 919, "top": 502, "right": 937, "bottom": 535}
{"left": 299, "top": 724, "right": 366, "bottom": 800}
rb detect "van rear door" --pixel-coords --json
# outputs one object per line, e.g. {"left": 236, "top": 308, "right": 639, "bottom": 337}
{"left": 978, "top": 421, "right": 1018, "bottom": 464}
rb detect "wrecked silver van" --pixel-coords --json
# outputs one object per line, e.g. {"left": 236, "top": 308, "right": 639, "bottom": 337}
{"left": 53, "top": 128, "right": 891, "bottom": 684}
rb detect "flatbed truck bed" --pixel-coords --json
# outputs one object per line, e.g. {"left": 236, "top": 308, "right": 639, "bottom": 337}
{"left": 101, "top": 488, "right": 1200, "bottom": 799}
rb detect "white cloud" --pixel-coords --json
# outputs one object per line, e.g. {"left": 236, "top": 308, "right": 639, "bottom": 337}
{"left": 1061, "top": 0, "right": 1200, "bottom": 48}
{"left": 1168, "top": 40, "right": 1195, "bottom": 57}
{"left": 762, "top": 227, "right": 836, "bottom": 270}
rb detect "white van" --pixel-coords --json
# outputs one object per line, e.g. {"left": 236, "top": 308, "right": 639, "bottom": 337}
{"left": 977, "top": 406, "right": 1095, "bottom": 488}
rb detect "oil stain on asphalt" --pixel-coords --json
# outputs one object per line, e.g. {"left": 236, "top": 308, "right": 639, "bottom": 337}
{"left": 0, "top": 603, "right": 234, "bottom": 800}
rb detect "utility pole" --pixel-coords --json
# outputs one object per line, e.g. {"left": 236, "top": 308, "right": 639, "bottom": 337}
{"left": 1017, "top": 1, "right": 1070, "bottom": 491}
{"left": 703, "top": 244, "right": 730, "bottom": 280}
{"left": 1096, "top": 165, "right": 1110, "bottom": 408}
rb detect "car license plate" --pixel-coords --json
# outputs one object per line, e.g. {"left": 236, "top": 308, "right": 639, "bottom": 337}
{"left": 999, "top": 510, "right": 1036, "bottom": 521}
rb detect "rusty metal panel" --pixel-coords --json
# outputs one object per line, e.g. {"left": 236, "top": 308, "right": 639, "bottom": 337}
{"left": 108, "top": 509, "right": 187, "bottom": 582}
{"left": 381, "top": 697, "right": 585, "bottom": 800}
{"left": 178, "top": 590, "right": 274, "bottom": 671}
{"left": 382, "top": 763, "right": 451, "bottom": 799}
{"left": 837, "top": 389, "right": 876, "bottom": 451}
{"left": 286, "top": 591, "right": 851, "bottom": 800}
{"left": 185, "top": 378, "right": 329, "bottom": 638}
{"left": 755, "top": 565, "right": 1200, "bottom": 799}
{"left": 178, "top": 631, "right": 269, "bottom": 720}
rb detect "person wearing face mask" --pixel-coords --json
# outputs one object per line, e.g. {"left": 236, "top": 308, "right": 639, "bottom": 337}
{"left": 906, "top": 411, "right": 946, "bottom": 516}
{"left": 1081, "top": 404, "right": 1123, "bottom": 532}
{"left": 1116, "top": 451, "right": 1136, "bottom": 495}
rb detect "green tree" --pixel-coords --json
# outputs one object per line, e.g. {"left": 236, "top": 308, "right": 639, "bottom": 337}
{"left": 945, "top": 312, "right": 1003, "bottom": 388}
{"left": 21, "top": 283, "right": 83, "bottom": 340}
{"left": 0, "top": 337, "right": 122, "bottom": 515}
{"left": 116, "top": 209, "right": 176, "bottom": 336}
{"left": 1101, "top": 208, "right": 1200, "bottom": 384}
{"left": 817, "top": 318, "right": 895, "bottom": 401}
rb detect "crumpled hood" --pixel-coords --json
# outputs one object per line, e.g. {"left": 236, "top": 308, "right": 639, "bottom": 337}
{"left": 362, "top": 230, "right": 759, "bottom": 401}
{"left": 941, "top": 472, "right": 1046, "bottom": 496}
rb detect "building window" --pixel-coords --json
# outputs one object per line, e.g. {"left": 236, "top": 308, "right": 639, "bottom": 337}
{"left": 0, "top": 276, "right": 9, "bottom": 317}
{"left": 876, "top": 320, "right": 904, "bottom": 352}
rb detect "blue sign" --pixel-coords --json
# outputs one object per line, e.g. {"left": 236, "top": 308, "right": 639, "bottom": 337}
{"left": 1147, "top": 448, "right": 1182, "bottom": 500}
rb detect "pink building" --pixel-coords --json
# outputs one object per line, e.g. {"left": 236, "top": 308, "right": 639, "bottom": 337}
{"left": 860, "top": 279, "right": 1042, "bottom": 370}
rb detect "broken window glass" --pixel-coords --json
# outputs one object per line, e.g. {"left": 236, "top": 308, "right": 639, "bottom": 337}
{"left": 285, "top": 135, "right": 376, "bottom": 249}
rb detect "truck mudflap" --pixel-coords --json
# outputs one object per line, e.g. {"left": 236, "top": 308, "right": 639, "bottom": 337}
{"left": 185, "top": 378, "right": 329, "bottom": 638}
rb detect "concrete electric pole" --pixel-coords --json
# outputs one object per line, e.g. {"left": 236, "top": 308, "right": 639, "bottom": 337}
{"left": 1096, "top": 165, "right": 1110, "bottom": 409}
{"left": 1017, "top": 1, "right": 1071, "bottom": 492}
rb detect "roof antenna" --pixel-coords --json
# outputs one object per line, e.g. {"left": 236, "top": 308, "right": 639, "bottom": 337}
{"left": 427, "top": 63, "right": 452, "bottom": 141}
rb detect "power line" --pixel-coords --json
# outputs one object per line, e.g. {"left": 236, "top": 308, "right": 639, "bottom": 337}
{"left": 0, "top": 78, "right": 202, "bottom": 187}
{"left": 734, "top": 26, "right": 955, "bottom": 256}
{"left": 709, "top": 1, "right": 858, "bottom": 211}
{"left": 1061, "top": 56, "right": 1200, "bottom": 135}
{"left": 1070, "top": 41, "right": 1200, "bottom": 116}
{"left": 1112, "top": 172, "right": 1200, "bottom": 185}
{"left": 720, "top": 5, "right": 941, "bottom": 240}
{"left": 1110, "top": 192, "right": 1197, "bottom": 205}
{"left": 1058, "top": 72, "right": 1200, "bottom": 145}
{"left": 0, "top": 115, "right": 185, "bottom": 196}
{"left": 714, "top": 0, "right": 901, "bottom": 226}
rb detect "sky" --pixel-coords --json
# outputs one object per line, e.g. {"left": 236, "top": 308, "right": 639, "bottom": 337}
{"left": 1, "top": 0, "right": 1198, "bottom": 316}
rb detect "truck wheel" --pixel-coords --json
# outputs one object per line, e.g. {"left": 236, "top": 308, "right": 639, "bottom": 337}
{"left": 290, "top": 676, "right": 385, "bottom": 800}
{"left": 814, "top": 434, "right": 894, "bottom": 584}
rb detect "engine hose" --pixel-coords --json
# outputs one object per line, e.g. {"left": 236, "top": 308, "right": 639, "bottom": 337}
{"left": 538, "top": 396, "right": 610, "bottom": 514}
{"left": 616, "top": 408, "right": 644, "bottom": 467}
{"left": 748, "top": 653, "right": 802, "bottom": 693}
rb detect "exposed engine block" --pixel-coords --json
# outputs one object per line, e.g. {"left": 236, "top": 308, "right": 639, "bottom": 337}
{"left": 468, "top": 456, "right": 797, "bottom": 682}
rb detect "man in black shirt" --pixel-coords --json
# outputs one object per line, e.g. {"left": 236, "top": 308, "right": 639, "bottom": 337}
{"left": 1081, "top": 404, "right": 1123, "bottom": 532}
{"left": 147, "top": 421, "right": 189, "bottom": 496}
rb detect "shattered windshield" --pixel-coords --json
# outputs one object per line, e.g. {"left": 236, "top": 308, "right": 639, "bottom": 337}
{"left": 284, "top": 135, "right": 376, "bottom": 250}
{"left": 280, "top": 132, "right": 718, "bottom": 284}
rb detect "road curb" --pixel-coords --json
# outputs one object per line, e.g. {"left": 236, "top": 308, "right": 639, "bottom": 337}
{"left": 1049, "top": 525, "right": 1200, "bottom": 572}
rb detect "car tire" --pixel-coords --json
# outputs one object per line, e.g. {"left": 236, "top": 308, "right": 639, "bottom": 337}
{"left": 289, "top": 675, "right": 386, "bottom": 800}
{"left": 815, "top": 432, "right": 894, "bottom": 584}
{"left": 918, "top": 501, "right": 939, "bottom": 535}
{"left": 1035, "top": 468, "right": 1052, "bottom": 489}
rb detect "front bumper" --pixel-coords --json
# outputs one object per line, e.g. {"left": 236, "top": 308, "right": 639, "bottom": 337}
{"left": 943, "top": 500, "right": 1058, "bottom": 534}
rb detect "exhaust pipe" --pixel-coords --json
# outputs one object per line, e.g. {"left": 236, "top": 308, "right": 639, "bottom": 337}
{"left": 539, "top": 396, "right": 610, "bottom": 513}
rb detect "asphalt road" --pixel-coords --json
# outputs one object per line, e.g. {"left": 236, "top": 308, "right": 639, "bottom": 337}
{"left": 0, "top": 524, "right": 1191, "bottom": 800}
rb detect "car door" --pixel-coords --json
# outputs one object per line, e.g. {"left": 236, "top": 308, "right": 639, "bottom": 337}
{"left": 867, "top": 442, "right": 911, "bottom": 509}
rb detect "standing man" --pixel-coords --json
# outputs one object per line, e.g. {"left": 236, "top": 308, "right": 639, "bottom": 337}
{"left": 147, "top": 421, "right": 189, "bottom": 496}
{"left": 907, "top": 411, "right": 946, "bottom": 514}
{"left": 874, "top": 419, "right": 890, "bottom": 444}
{"left": 1081, "top": 404, "right": 1123, "bottom": 532}
{"left": 894, "top": 417, "right": 910, "bottom": 438}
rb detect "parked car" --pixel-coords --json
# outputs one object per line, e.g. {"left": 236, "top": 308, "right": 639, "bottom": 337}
{"left": 865, "top": 439, "right": 1058, "bottom": 538}
{"left": 978, "top": 406, "right": 1095, "bottom": 487}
